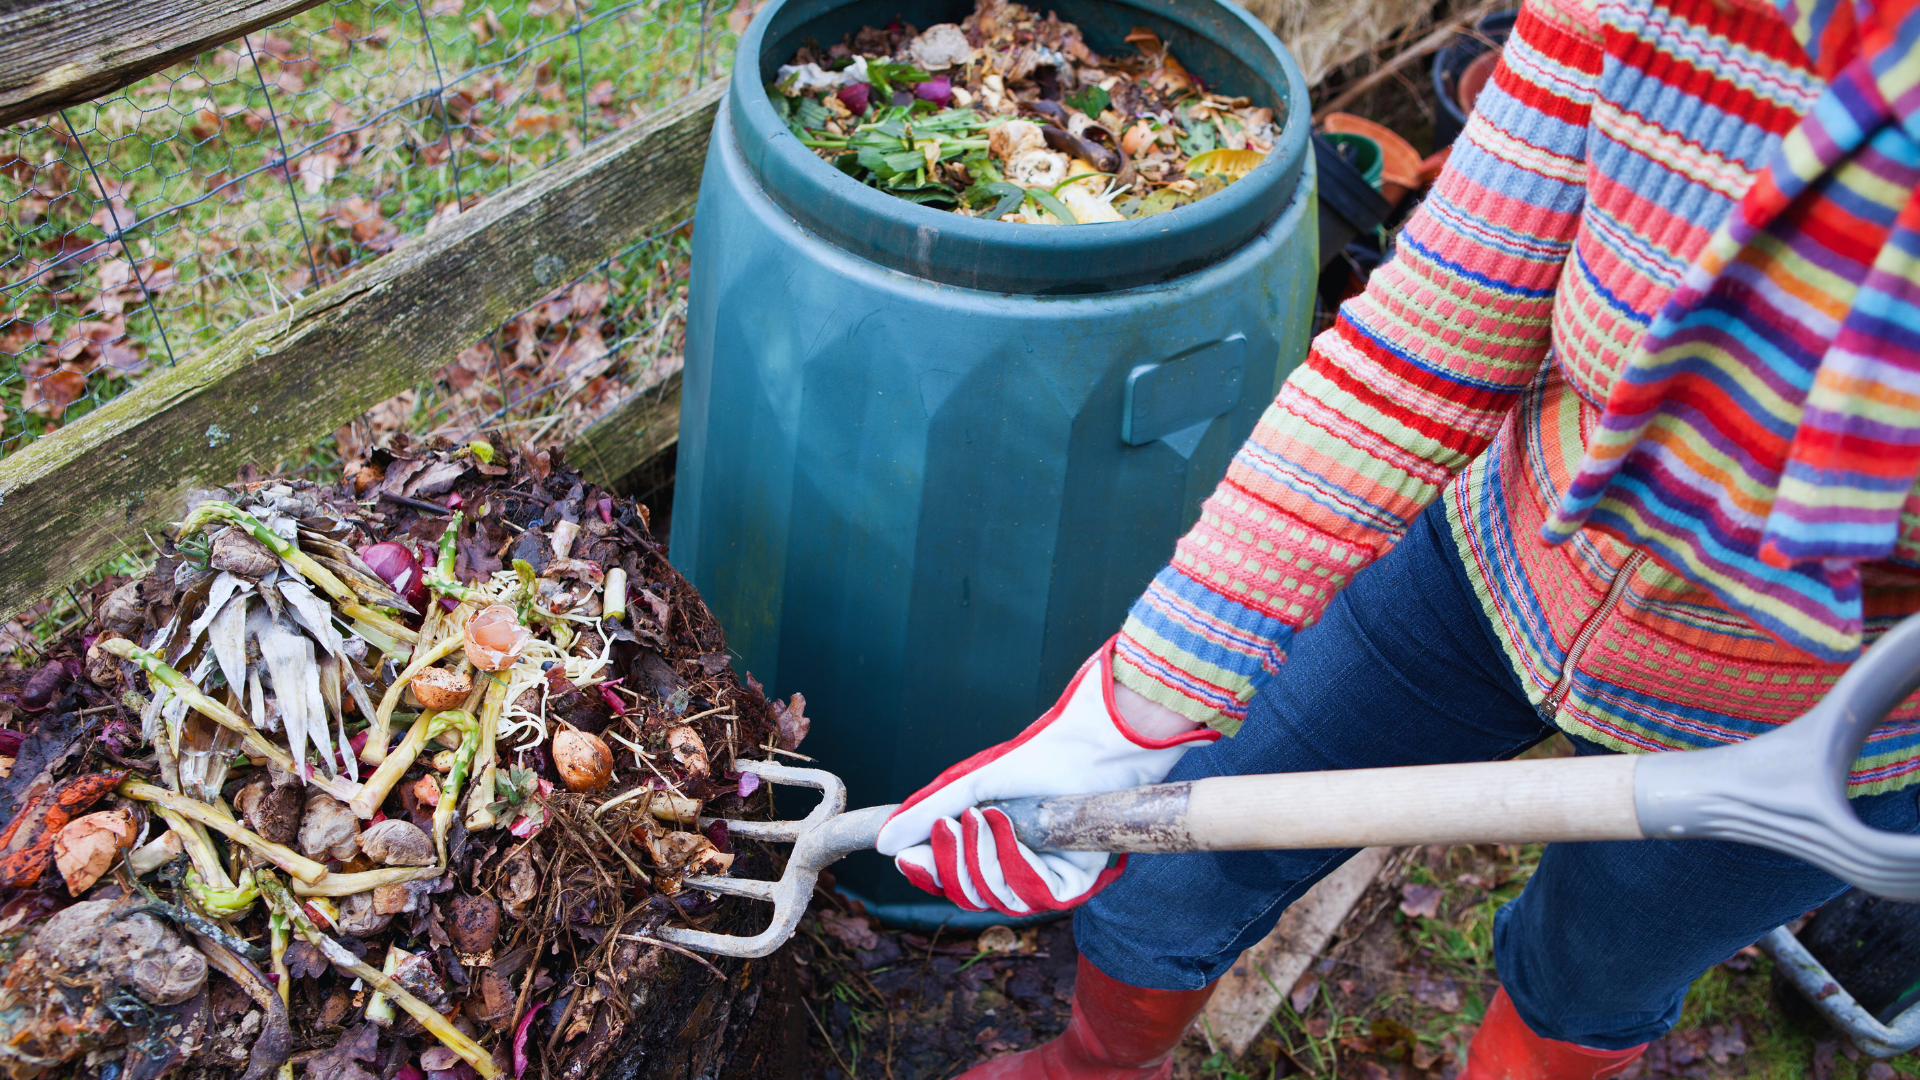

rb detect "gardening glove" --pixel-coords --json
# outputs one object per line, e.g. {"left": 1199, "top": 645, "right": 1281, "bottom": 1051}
{"left": 875, "top": 636, "right": 1220, "bottom": 915}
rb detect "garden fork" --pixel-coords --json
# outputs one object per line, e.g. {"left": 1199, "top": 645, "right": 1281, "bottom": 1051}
{"left": 657, "top": 610, "right": 1920, "bottom": 959}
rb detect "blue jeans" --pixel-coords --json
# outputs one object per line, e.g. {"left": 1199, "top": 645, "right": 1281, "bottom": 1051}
{"left": 1076, "top": 503, "right": 1920, "bottom": 1049}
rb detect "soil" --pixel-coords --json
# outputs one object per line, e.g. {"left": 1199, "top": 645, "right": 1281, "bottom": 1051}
{"left": 798, "top": 843, "right": 1920, "bottom": 1080}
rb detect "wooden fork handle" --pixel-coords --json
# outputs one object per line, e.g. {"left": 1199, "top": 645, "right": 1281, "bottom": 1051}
{"left": 983, "top": 755, "right": 1643, "bottom": 853}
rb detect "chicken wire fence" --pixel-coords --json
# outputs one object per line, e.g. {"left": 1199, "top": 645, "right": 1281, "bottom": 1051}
{"left": 0, "top": 0, "right": 738, "bottom": 461}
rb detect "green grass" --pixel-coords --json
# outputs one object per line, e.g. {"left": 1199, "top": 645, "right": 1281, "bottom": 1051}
{"left": 1676, "top": 961, "right": 1920, "bottom": 1080}
{"left": 1, "top": 0, "right": 731, "bottom": 454}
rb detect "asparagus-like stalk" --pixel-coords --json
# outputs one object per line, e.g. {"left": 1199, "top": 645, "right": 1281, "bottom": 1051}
{"left": 512, "top": 559, "right": 537, "bottom": 622}
{"left": 290, "top": 864, "right": 440, "bottom": 897}
{"left": 352, "top": 710, "right": 433, "bottom": 818}
{"left": 429, "top": 707, "right": 481, "bottom": 862}
{"left": 154, "top": 806, "right": 231, "bottom": 887}
{"left": 196, "top": 821, "right": 237, "bottom": 889}
{"left": 260, "top": 874, "right": 498, "bottom": 1078}
{"left": 603, "top": 567, "right": 627, "bottom": 622}
{"left": 270, "top": 909, "right": 291, "bottom": 1007}
{"left": 463, "top": 673, "right": 511, "bottom": 831}
{"left": 186, "top": 867, "right": 260, "bottom": 917}
{"left": 124, "top": 782, "right": 328, "bottom": 886}
{"left": 128, "top": 830, "right": 185, "bottom": 876}
{"left": 102, "top": 639, "right": 360, "bottom": 805}
{"left": 365, "top": 945, "right": 403, "bottom": 1026}
{"left": 361, "top": 631, "right": 467, "bottom": 767}
{"left": 349, "top": 618, "right": 409, "bottom": 661}
{"left": 351, "top": 707, "right": 461, "bottom": 818}
{"left": 175, "top": 502, "right": 417, "bottom": 648}
{"left": 426, "top": 512, "right": 480, "bottom": 603}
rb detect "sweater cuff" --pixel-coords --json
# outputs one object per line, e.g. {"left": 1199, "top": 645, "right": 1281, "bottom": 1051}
{"left": 1112, "top": 566, "right": 1295, "bottom": 736}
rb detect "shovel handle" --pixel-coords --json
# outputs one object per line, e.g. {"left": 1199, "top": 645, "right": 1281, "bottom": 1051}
{"left": 984, "top": 754, "right": 1643, "bottom": 854}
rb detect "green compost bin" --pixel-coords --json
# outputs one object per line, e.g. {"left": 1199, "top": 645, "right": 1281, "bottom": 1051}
{"left": 672, "top": 0, "right": 1318, "bottom": 927}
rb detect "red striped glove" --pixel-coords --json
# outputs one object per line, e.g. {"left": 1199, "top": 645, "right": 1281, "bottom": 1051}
{"left": 874, "top": 637, "right": 1219, "bottom": 915}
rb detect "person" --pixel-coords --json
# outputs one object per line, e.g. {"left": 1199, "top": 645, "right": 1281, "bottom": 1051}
{"left": 873, "top": 0, "right": 1920, "bottom": 1073}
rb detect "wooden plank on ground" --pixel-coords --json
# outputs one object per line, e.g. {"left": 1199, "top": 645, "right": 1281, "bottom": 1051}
{"left": 0, "top": 0, "right": 331, "bottom": 127}
{"left": 568, "top": 360, "right": 684, "bottom": 492}
{"left": 1198, "top": 846, "right": 1393, "bottom": 1057}
{"left": 0, "top": 79, "right": 724, "bottom": 622}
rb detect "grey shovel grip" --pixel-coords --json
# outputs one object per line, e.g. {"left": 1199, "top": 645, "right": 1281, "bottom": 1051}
{"left": 1634, "top": 610, "right": 1920, "bottom": 900}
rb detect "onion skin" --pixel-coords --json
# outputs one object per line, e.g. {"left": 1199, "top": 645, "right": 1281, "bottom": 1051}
{"left": 914, "top": 76, "right": 953, "bottom": 106}
{"left": 360, "top": 543, "right": 428, "bottom": 611}
{"left": 837, "top": 82, "right": 871, "bottom": 114}
{"left": 553, "top": 728, "right": 613, "bottom": 793}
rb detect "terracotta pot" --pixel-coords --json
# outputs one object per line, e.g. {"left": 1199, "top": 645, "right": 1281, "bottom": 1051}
{"left": 1321, "top": 112, "right": 1423, "bottom": 206}
{"left": 1457, "top": 51, "right": 1501, "bottom": 117}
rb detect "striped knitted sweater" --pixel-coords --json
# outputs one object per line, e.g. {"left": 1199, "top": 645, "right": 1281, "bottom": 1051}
{"left": 1114, "top": 0, "right": 1920, "bottom": 792}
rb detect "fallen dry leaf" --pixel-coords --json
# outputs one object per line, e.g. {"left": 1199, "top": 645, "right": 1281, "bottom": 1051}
{"left": 773, "top": 692, "right": 809, "bottom": 750}
{"left": 1409, "top": 970, "right": 1461, "bottom": 1013}
{"left": 820, "top": 910, "right": 879, "bottom": 951}
{"left": 22, "top": 367, "right": 89, "bottom": 417}
{"left": 1289, "top": 971, "right": 1319, "bottom": 1014}
{"left": 1398, "top": 882, "right": 1443, "bottom": 919}
{"left": 300, "top": 151, "right": 341, "bottom": 195}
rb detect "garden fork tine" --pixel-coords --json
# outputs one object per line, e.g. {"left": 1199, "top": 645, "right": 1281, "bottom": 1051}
{"left": 653, "top": 759, "right": 896, "bottom": 959}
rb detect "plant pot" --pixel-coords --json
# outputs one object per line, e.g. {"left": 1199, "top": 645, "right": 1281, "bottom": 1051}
{"left": 1430, "top": 9, "right": 1518, "bottom": 150}
{"left": 1321, "top": 112, "right": 1422, "bottom": 205}
{"left": 1313, "top": 132, "right": 1391, "bottom": 269}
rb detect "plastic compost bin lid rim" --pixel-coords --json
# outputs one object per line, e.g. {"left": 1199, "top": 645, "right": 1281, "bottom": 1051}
{"left": 725, "top": 0, "right": 1313, "bottom": 295}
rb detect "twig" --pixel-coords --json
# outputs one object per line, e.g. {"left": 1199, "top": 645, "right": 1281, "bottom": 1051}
{"left": 758, "top": 743, "right": 815, "bottom": 761}
{"left": 591, "top": 783, "right": 655, "bottom": 819}
{"left": 630, "top": 741, "right": 691, "bottom": 798}
{"left": 801, "top": 996, "right": 858, "bottom": 1077}
{"left": 618, "top": 933, "right": 727, "bottom": 979}
{"left": 578, "top": 809, "right": 648, "bottom": 879}
{"left": 375, "top": 491, "right": 454, "bottom": 516}
{"left": 677, "top": 704, "right": 734, "bottom": 724}
{"left": 1312, "top": 0, "right": 1507, "bottom": 122}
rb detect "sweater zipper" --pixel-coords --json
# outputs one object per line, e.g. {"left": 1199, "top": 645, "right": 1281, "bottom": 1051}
{"left": 1543, "top": 549, "right": 1648, "bottom": 715}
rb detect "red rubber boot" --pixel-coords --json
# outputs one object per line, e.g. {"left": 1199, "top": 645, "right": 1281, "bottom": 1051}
{"left": 958, "top": 955, "right": 1217, "bottom": 1080}
{"left": 1463, "top": 987, "right": 1647, "bottom": 1080}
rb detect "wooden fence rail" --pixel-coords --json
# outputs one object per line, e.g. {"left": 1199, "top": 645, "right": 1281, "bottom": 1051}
{"left": 0, "top": 0, "right": 332, "bottom": 127}
{"left": 0, "top": 79, "right": 722, "bottom": 621}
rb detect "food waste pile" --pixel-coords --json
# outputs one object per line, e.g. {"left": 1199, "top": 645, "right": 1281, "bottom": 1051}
{"left": 0, "top": 437, "right": 808, "bottom": 1080}
{"left": 771, "top": 0, "right": 1282, "bottom": 223}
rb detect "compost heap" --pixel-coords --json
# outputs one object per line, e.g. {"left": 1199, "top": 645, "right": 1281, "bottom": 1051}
{"left": 0, "top": 436, "right": 809, "bottom": 1080}
{"left": 771, "top": 0, "right": 1283, "bottom": 223}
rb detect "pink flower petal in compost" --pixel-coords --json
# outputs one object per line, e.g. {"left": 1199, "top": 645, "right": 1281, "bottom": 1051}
{"left": 513, "top": 1003, "right": 544, "bottom": 1077}
{"left": 598, "top": 498, "right": 614, "bottom": 524}
{"left": 837, "top": 83, "right": 870, "bottom": 113}
{"left": 396, "top": 1065, "right": 426, "bottom": 1080}
{"left": 738, "top": 771, "right": 761, "bottom": 798}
